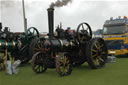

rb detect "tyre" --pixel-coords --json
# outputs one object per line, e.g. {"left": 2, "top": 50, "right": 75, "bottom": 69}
{"left": 86, "top": 38, "right": 108, "bottom": 69}
{"left": 29, "top": 38, "right": 39, "bottom": 58}
{"left": 56, "top": 54, "right": 72, "bottom": 76}
{"left": 32, "top": 52, "right": 47, "bottom": 73}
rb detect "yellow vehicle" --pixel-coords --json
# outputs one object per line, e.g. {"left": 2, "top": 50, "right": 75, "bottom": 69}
{"left": 103, "top": 16, "right": 128, "bottom": 55}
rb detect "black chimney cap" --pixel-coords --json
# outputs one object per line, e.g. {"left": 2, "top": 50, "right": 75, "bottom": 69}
{"left": 47, "top": 8, "right": 54, "bottom": 11}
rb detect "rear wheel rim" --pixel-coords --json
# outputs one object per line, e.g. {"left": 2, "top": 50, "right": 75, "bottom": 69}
{"left": 32, "top": 52, "right": 47, "bottom": 73}
{"left": 56, "top": 55, "right": 72, "bottom": 76}
{"left": 91, "top": 39, "right": 107, "bottom": 67}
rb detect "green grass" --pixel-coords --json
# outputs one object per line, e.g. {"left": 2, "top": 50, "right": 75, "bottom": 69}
{"left": 0, "top": 58, "right": 128, "bottom": 85}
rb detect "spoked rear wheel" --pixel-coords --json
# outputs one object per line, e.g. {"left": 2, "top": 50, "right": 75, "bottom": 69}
{"left": 32, "top": 52, "right": 47, "bottom": 73}
{"left": 29, "top": 38, "right": 41, "bottom": 58}
{"left": 86, "top": 38, "right": 108, "bottom": 69}
{"left": 0, "top": 58, "right": 5, "bottom": 71}
{"left": 56, "top": 54, "right": 72, "bottom": 76}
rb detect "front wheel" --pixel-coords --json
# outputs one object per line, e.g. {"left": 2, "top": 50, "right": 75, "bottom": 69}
{"left": 86, "top": 38, "right": 108, "bottom": 69}
{"left": 56, "top": 54, "right": 72, "bottom": 76}
{"left": 32, "top": 52, "right": 47, "bottom": 73}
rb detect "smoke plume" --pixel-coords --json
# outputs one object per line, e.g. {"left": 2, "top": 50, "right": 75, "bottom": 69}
{"left": 50, "top": 0, "right": 72, "bottom": 8}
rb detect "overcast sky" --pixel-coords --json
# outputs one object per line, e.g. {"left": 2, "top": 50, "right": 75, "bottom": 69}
{"left": 0, "top": 0, "right": 128, "bottom": 32}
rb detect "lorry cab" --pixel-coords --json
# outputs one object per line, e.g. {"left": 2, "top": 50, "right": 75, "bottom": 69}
{"left": 103, "top": 16, "right": 128, "bottom": 55}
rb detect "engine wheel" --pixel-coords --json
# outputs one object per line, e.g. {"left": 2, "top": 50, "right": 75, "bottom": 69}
{"left": 29, "top": 38, "right": 48, "bottom": 58}
{"left": 29, "top": 38, "right": 40, "bottom": 58}
{"left": 25, "top": 27, "right": 39, "bottom": 43}
{"left": 76, "top": 22, "right": 92, "bottom": 43}
{"left": 32, "top": 52, "right": 47, "bottom": 73}
{"left": 56, "top": 54, "right": 72, "bottom": 76}
{"left": 0, "top": 58, "right": 5, "bottom": 71}
{"left": 86, "top": 38, "right": 108, "bottom": 69}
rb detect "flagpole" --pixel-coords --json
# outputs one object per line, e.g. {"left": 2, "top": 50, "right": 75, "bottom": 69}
{"left": 22, "top": 0, "right": 27, "bottom": 32}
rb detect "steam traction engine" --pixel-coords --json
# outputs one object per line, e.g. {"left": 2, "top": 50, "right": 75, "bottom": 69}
{"left": 0, "top": 22, "right": 39, "bottom": 71}
{"left": 31, "top": 8, "right": 108, "bottom": 76}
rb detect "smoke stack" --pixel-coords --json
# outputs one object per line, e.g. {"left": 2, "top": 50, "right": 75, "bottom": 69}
{"left": 47, "top": 8, "right": 54, "bottom": 38}
{"left": 0, "top": 22, "right": 2, "bottom": 31}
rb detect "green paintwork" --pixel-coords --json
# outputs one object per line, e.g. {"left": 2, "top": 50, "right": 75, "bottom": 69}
{"left": 0, "top": 40, "right": 18, "bottom": 50}
{"left": 25, "top": 27, "right": 40, "bottom": 44}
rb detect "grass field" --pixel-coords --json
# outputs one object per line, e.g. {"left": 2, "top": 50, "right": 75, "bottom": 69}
{"left": 0, "top": 58, "right": 128, "bottom": 85}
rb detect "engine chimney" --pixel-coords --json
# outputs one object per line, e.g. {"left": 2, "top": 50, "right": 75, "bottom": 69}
{"left": 47, "top": 8, "right": 54, "bottom": 38}
{"left": 0, "top": 22, "right": 2, "bottom": 31}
